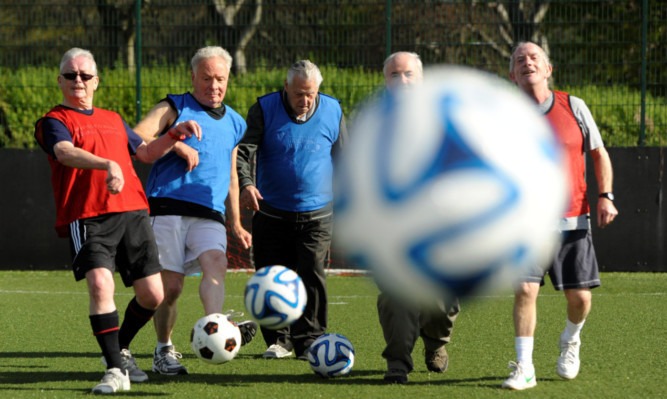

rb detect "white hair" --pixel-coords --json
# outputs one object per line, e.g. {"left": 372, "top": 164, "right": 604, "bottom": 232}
{"left": 191, "top": 46, "right": 233, "bottom": 74}
{"left": 383, "top": 51, "right": 422, "bottom": 77}
{"left": 59, "top": 47, "right": 97, "bottom": 75}
{"left": 286, "top": 60, "right": 323, "bottom": 86}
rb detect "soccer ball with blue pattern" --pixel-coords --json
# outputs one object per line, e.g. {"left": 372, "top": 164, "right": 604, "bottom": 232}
{"left": 307, "top": 333, "right": 355, "bottom": 378}
{"left": 244, "top": 265, "right": 307, "bottom": 329}
{"left": 335, "top": 66, "right": 568, "bottom": 304}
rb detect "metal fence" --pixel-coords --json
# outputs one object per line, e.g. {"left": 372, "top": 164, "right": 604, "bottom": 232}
{"left": 1, "top": 0, "right": 665, "bottom": 147}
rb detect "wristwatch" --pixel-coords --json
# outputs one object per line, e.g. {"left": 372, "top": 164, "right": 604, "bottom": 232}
{"left": 599, "top": 192, "right": 615, "bottom": 201}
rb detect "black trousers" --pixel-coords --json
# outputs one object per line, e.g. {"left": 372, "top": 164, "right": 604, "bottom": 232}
{"left": 377, "top": 292, "right": 460, "bottom": 373}
{"left": 251, "top": 204, "right": 333, "bottom": 356}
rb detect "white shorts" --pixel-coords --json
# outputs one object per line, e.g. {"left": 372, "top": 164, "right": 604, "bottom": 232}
{"left": 151, "top": 215, "right": 228, "bottom": 276}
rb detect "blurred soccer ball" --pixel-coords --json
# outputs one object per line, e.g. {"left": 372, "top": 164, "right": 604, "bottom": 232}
{"left": 244, "top": 265, "right": 307, "bottom": 329}
{"left": 307, "top": 333, "right": 355, "bottom": 378}
{"left": 335, "top": 66, "right": 568, "bottom": 304}
{"left": 190, "top": 313, "right": 241, "bottom": 364}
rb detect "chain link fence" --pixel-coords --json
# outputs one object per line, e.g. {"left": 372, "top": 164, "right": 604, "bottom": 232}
{"left": 1, "top": 0, "right": 665, "bottom": 148}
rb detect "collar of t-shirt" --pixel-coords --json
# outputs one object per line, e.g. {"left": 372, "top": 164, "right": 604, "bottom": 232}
{"left": 281, "top": 89, "right": 319, "bottom": 122}
{"left": 537, "top": 91, "right": 555, "bottom": 115}
{"left": 164, "top": 94, "right": 227, "bottom": 120}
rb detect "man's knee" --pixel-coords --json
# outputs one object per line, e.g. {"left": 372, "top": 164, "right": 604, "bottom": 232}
{"left": 564, "top": 288, "right": 591, "bottom": 309}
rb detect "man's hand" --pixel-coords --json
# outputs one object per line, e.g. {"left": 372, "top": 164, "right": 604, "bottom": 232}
{"left": 173, "top": 143, "right": 200, "bottom": 172}
{"left": 168, "top": 120, "right": 202, "bottom": 141}
{"left": 231, "top": 225, "right": 252, "bottom": 250}
{"left": 597, "top": 197, "right": 618, "bottom": 228}
{"left": 240, "top": 185, "right": 263, "bottom": 211}
{"left": 105, "top": 160, "right": 124, "bottom": 194}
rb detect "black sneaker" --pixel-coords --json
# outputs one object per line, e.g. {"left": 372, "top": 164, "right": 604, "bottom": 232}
{"left": 383, "top": 368, "right": 408, "bottom": 384}
{"left": 237, "top": 320, "right": 258, "bottom": 346}
{"left": 224, "top": 310, "right": 257, "bottom": 346}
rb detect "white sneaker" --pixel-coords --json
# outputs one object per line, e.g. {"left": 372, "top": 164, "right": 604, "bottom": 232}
{"left": 557, "top": 338, "right": 581, "bottom": 379}
{"left": 262, "top": 344, "right": 293, "bottom": 359}
{"left": 101, "top": 349, "right": 148, "bottom": 382}
{"left": 152, "top": 345, "right": 188, "bottom": 375}
{"left": 92, "top": 367, "right": 130, "bottom": 394}
{"left": 501, "top": 361, "right": 537, "bottom": 390}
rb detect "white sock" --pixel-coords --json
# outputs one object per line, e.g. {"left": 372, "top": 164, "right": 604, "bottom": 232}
{"left": 561, "top": 319, "right": 585, "bottom": 343}
{"left": 515, "top": 336, "right": 534, "bottom": 368}
{"left": 156, "top": 341, "right": 173, "bottom": 351}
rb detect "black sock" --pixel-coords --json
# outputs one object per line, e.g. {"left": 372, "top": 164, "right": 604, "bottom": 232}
{"left": 90, "top": 311, "right": 122, "bottom": 369}
{"left": 118, "top": 296, "right": 156, "bottom": 350}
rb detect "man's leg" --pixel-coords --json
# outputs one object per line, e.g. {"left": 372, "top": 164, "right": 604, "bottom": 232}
{"left": 377, "top": 292, "right": 419, "bottom": 384}
{"left": 290, "top": 216, "right": 332, "bottom": 358}
{"left": 556, "top": 287, "right": 591, "bottom": 379}
{"left": 120, "top": 272, "right": 163, "bottom": 349}
{"left": 252, "top": 212, "right": 295, "bottom": 354}
{"left": 198, "top": 249, "right": 228, "bottom": 314}
{"left": 152, "top": 270, "right": 188, "bottom": 375}
{"left": 87, "top": 267, "right": 121, "bottom": 369}
{"left": 502, "top": 281, "right": 540, "bottom": 390}
{"left": 420, "top": 298, "right": 460, "bottom": 373}
{"left": 552, "top": 230, "right": 600, "bottom": 380}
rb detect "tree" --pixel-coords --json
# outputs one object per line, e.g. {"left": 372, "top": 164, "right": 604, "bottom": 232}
{"left": 96, "top": 0, "right": 151, "bottom": 69}
{"left": 469, "top": 0, "right": 551, "bottom": 59}
{"left": 212, "top": 0, "right": 263, "bottom": 74}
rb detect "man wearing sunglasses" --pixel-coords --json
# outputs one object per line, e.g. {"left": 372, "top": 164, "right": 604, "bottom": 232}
{"left": 133, "top": 46, "right": 255, "bottom": 377}
{"left": 35, "top": 47, "right": 201, "bottom": 394}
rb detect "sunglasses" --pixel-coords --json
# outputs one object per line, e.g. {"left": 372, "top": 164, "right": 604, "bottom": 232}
{"left": 61, "top": 72, "right": 96, "bottom": 81}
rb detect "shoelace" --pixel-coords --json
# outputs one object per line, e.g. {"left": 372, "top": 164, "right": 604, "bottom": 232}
{"left": 561, "top": 343, "right": 579, "bottom": 363}
{"left": 160, "top": 349, "right": 183, "bottom": 365}
{"left": 507, "top": 361, "right": 521, "bottom": 376}
{"left": 223, "top": 309, "right": 245, "bottom": 320}
{"left": 123, "top": 355, "right": 139, "bottom": 370}
{"left": 101, "top": 370, "right": 124, "bottom": 388}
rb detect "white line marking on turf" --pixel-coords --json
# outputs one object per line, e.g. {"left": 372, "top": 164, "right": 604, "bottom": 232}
{"left": 0, "top": 289, "right": 663, "bottom": 299}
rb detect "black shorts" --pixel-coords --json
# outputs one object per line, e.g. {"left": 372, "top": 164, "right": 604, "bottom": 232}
{"left": 523, "top": 229, "right": 601, "bottom": 291}
{"left": 68, "top": 209, "right": 162, "bottom": 287}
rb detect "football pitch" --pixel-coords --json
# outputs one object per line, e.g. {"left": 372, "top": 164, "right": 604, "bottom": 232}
{"left": 0, "top": 270, "right": 664, "bottom": 398}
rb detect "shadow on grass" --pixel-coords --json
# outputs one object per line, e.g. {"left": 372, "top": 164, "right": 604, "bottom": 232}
{"left": 0, "top": 371, "right": 169, "bottom": 396}
{"left": 0, "top": 351, "right": 100, "bottom": 358}
{"left": 0, "top": 352, "right": 561, "bottom": 391}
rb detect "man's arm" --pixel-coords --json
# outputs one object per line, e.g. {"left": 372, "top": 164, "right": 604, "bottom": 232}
{"left": 237, "top": 102, "right": 265, "bottom": 211}
{"left": 226, "top": 147, "right": 252, "bottom": 249}
{"left": 590, "top": 146, "right": 618, "bottom": 228}
{"left": 53, "top": 141, "right": 125, "bottom": 194}
{"left": 237, "top": 102, "right": 264, "bottom": 189}
{"left": 133, "top": 100, "right": 201, "bottom": 171}
{"left": 332, "top": 113, "right": 348, "bottom": 160}
{"left": 133, "top": 121, "right": 201, "bottom": 164}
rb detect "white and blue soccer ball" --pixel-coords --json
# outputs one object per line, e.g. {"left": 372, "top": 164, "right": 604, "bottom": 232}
{"left": 307, "top": 333, "right": 355, "bottom": 378}
{"left": 335, "top": 66, "right": 568, "bottom": 304}
{"left": 190, "top": 313, "right": 241, "bottom": 364}
{"left": 244, "top": 265, "right": 307, "bottom": 329}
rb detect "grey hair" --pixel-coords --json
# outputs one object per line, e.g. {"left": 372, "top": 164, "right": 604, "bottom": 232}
{"left": 382, "top": 51, "right": 423, "bottom": 77}
{"left": 286, "top": 60, "right": 323, "bottom": 86}
{"left": 59, "top": 47, "right": 97, "bottom": 75}
{"left": 191, "top": 46, "right": 233, "bottom": 74}
{"left": 509, "top": 41, "right": 551, "bottom": 73}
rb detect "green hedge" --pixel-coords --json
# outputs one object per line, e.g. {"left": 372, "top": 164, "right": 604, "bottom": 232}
{"left": 0, "top": 66, "right": 663, "bottom": 148}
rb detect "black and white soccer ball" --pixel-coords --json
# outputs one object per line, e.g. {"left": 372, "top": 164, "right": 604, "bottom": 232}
{"left": 190, "top": 313, "right": 241, "bottom": 364}
{"left": 244, "top": 265, "right": 307, "bottom": 329}
{"left": 307, "top": 333, "right": 355, "bottom": 378}
{"left": 335, "top": 66, "right": 568, "bottom": 304}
